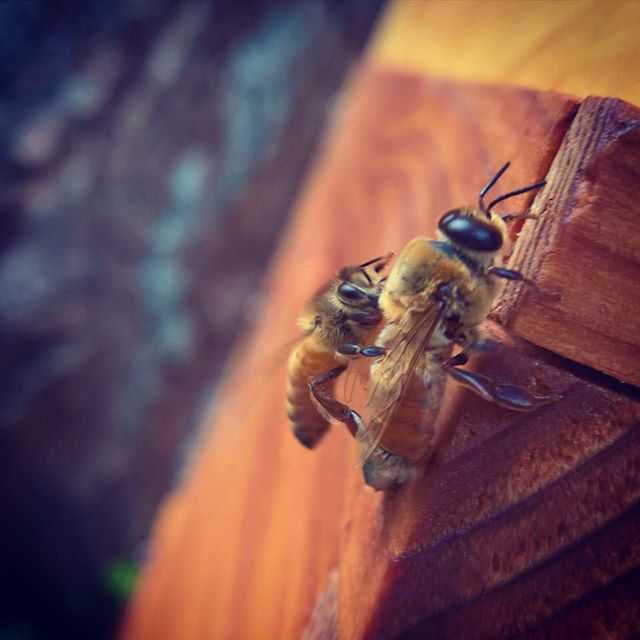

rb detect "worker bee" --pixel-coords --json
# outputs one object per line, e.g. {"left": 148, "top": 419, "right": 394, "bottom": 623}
{"left": 310, "top": 163, "right": 557, "bottom": 490}
{"left": 286, "top": 253, "right": 393, "bottom": 449}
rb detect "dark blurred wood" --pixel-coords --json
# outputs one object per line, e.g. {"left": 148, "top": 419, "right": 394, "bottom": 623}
{"left": 495, "top": 96, "right": 640, "bottom": 386}
{"left": 123, "top": 66, "right": 640, "bottom": 640}
{"left": 0, "top": 3, "right": 384, "bottom": 638}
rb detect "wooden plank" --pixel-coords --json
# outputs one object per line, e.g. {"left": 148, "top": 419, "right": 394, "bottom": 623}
{"left": 122, "top": 67, "right": 581, "bottom": 640}
{"left": 123, "top": 0, "right": 640, "bottom": 636}
{"left": 495, "top": 97, "right": 640, "bottom": 386}
{"left": 333, "top": 323, "right": 640, "bottom": 639}
{"left": 371, "top": 0, "right": 640, "bottom": 106}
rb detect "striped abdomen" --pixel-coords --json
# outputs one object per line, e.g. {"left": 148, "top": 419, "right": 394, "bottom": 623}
{"left": 286, "top": 340, "right": 343, "bottom": 449}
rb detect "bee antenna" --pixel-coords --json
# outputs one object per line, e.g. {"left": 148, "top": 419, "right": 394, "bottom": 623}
{"left": 356, "top": 255, "right": 383, "bottom": 284}
{"left": 359, "top": 269, "right": 373, "bottom": 285}
{"left": 358, "top": 255, "right": 385, "bottom": 269}
{"left": 479, "top": 162, "right": 510, "bottom": 217}
{"left": 487, "top": 180, "right": 547, "bottom": 214}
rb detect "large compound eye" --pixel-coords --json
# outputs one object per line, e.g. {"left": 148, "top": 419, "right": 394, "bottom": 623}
{"left": 337, "top": 282, "right": 369, "bottom": 304}
{"left": 438, "top": 209, "right": 503, "bottom": 252}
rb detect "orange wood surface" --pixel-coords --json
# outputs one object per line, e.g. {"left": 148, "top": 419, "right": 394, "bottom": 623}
{"left": 371, "top": 0, "right": 640, "bottom": 106}
{"left": 122, "top": 4, "right": 640, "bottom": 637}
{"left": 331, "top": 323, "right": 640, "bottom": 639}
{"left": 122, "top": 61, "right": 640, "bottom": 638}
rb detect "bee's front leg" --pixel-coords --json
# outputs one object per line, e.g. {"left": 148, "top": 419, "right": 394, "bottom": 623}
{"left": 309, "top": 366, "right": 364, "bottom": 438}
{"left": 488, "top": 266, "right": 561, "bottom": 302}
{"left": 336, "top": 344, "right": 386, "bottom": 358}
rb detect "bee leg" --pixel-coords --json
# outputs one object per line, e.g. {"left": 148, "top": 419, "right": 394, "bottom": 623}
{"left": 336, "top": 344, "right": 386, "bottom": 358}
{"left": 309, "top": 366, "right": 362, "bottom": 438}
{"left": 446, "top": 323, "right": 496, "bottom": 352}
{"left": 488, "top": 266, "right": 561, "bottom": 302}
{"left": 443, "top": 360, "right": 558, "bottom": 411}
{"left": 451, "top": 327, "right": 500, "bottom": 352}
{"left": 488, "top": 266, "right": 538, "bottom": 289}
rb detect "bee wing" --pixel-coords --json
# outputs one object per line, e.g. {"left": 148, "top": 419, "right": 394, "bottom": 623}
{"left": 340, "top": 355, "right": 370, "bottom": 404}
{"left": 360, "top": 300, "right": 446, "bottom": 462}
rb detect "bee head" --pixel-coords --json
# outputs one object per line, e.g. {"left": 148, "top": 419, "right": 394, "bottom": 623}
{"left": 439, "top": 162, "right": 546, "bottom": 257}
{"left": 335, "top": 279, "right": 379, "bottom": 307}
{"left": 438, "top": 207, "right": 504, "bottom": 253}
{"left": 335, "top": 253, "right": 392, "bottom": 308}
{"left": 334, "top": 277, "right": 382, "bottom": 328}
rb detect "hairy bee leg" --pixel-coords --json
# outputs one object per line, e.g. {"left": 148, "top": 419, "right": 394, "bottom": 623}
{"left": 309, "top": 366, "right": 362, "bottom": 438}
{"left": 445, "top": 351, "right": 469, "bottom": 367}
{"left": 443, "top": 361, "right": 558, "bottom": 411}
{"left": 449, "top": 326, "right": 499, "bottom": 352}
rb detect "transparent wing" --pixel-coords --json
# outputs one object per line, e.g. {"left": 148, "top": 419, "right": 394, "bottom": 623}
{"left": 360, "top": 300, "right": 446, "bottom": 462}
{"left": 339, "top": 357, "right": 369, "bottom": 404}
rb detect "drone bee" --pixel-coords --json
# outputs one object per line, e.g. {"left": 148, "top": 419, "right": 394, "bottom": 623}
{"left": 310, "top": 163, "right": 557, "bottom": 490}
{"left": 286, "top": 253, "right": 392, "bottom": 449}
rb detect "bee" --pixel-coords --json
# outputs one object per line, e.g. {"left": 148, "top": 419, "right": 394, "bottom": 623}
{"left": 310, "top": 163, "right": 557, "bottom": 490}
{"left": 286, "top": 253, "right": 392, "bottom": 449}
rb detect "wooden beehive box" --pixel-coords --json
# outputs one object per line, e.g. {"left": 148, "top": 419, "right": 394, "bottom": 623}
{"left": 122, "top": 2, "right": 640, "bottom": 638}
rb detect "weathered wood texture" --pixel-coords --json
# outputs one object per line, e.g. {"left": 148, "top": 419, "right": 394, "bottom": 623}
{"left": 124, "top": 64, "right": 640, "bottom": 639}
{"left": 495, "top": 97, "right": 640, "bottom": 386}
{"left": 334, "top": 324, "right": 640, "bottom": 639}
{"left": 372, "top": 0, "right": 640, "bottom": 106}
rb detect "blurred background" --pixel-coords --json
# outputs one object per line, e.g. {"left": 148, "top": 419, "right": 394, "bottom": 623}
{"left": 0, "top": 1, "right": 384, "bottom": 638}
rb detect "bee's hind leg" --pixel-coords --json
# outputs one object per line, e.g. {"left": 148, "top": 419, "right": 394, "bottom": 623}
{"left": 309, "top": 366, "right": 412, "bottom": 491}
{"left": 443, "top": 355, "right": 558, "bottom": 411}
{"left": 309, "top": 366, "right": 363, "bottom": 438}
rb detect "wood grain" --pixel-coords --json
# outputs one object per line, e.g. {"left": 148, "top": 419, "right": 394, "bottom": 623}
{"left": 333, "top": 323, "right": 640, "bottom": 639}
{"left": 371, "top": 0, "right": 640, "bottom": 106}
{"left": 495, "top": 97, "right": 640, "bottom": 386}
{"left": 121, "top": 0, "right": 640, "bottom": 635}
{"left": 122, "top": 65, "right": 640, "bottom": 640}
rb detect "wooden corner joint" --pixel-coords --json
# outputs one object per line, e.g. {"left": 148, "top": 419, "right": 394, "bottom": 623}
{"left": 492, "top": 97, "right": 640, "bottom": 386}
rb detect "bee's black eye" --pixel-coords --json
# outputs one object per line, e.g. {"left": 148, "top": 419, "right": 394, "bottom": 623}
{"left": 337, "top": 282, "right": 369, "bottom": 303}
{"left": 439, "top": 209, "right": 503, "bottom": 252}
